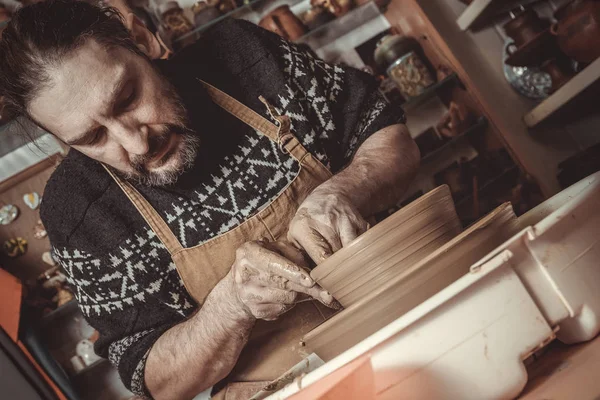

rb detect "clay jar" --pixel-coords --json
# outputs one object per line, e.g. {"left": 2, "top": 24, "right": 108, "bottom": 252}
{"left": 551, "top": 0, "right": 600, "bottom": 63}
{"left": 310, "top": 0, "right": 353, "bottom": 17}
{"left": 503, "top": 8, "right": 550, "bottom": 48}
{"left": 541, "top": 57, "right": 575, "bottom": 93}
{"left": 191, "top": 1, "right": 221, "bottom": 27}
{"left": 302, "top": 6, "right": 335, "bottom": 31}
{"left": 259, "top": 5, "right": 307, "bottom": 41}
{"left": 374, "top": 35, "right": 436, "bottom": 99}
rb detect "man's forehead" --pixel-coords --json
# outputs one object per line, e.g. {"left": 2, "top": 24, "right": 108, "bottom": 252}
{"left": 27, "top": 40, "right": 128, "bottom": 139}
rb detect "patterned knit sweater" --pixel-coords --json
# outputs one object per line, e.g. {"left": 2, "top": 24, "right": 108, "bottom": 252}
{"left": 41, "top": 19, "right": 405, "bottom": 396}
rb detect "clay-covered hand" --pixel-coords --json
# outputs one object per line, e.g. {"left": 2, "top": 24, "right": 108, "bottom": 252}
{"left": 227, "top": 240, "right": 339, "bottom": 321}
{"left": 288, "top": 188, "right": 369, "bottom": 264}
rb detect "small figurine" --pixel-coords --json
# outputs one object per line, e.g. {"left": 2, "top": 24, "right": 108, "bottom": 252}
{"left": 42, "top": 251, "right": 56, "bottom": 266}
{"left": 23, "top": 192, "right": 41, "bottom": 210}
{"left": 0, "top": 204, "right": 19, "bottom": 225}
{"left": 310, "top": 0, "right": 353, "bottom": 17}
{"left": 55, "top": 288, "right": 74, "bottom": 306}
{"left": 436, "top": 101, "right": 474, "bottom": 138}
{"left": 3, "top": 237, "right": 27, "bottom": 257}
{"left": 34, "top": 219, "right": 48, "bottom": 239}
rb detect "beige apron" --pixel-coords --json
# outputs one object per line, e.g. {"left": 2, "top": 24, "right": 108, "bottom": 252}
{"left": 105, "top": 81, "right": 336, "bottom": 399}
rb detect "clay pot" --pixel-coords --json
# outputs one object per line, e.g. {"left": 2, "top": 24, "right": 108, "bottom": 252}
{"left": 310, "top": 0, "right": 353, "bottom": 17}
{"left": 301, "top": 6, "right": 335, "bottom": 31}
{"left": 503, "top": 8, "right": 550, "bottom": 48}
{"left": 192, "top": 1, "right": 221, "bottom": 27}
{"left": 158, "top": 1, "right": 194, "bottom": 43}
{"left": 505, "top": 27, "right": 559, "bottom": 67}
{"left": 551, "top": 0, "right": 600, "bottom": 63}
{"left": 374, "top": 35, "right": 419, "bottom": 70}
{"left": 374, "top": 35, "right": 436, "bottom": 99}
{"left": 436, "top": 101, "right": 474, "bottom": 138}
{"left": 541, "top": 57, "right": 575, "bottom": 93}
{"left": 259, "top": 5, "right": 307, "bottom": 41}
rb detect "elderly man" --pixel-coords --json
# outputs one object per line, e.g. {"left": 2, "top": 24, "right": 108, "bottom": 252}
{"left": 0, "top": 1, "right": 418, "bottom": 398}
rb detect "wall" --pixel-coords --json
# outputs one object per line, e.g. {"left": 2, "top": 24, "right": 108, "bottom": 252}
{"left": 0, "top": 161, "right": 59, "bottom": 283}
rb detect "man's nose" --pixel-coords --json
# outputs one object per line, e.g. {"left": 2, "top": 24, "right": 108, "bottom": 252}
{"left": 112, "top": 122, "right": 149, "bottom": 155}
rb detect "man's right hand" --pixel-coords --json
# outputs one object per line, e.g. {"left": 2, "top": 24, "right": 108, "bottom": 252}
{"left": 227, "top": 240, "right": 339, "bottom": 321}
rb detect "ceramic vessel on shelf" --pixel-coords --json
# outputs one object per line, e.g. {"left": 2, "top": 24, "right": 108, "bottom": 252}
{"left": 301, "top": 6, "right": 335, "bottom": 31}
{"left": 191, "top": 1, "right": 221, "bottom": 27}
{"left": 541, "top": 56, "right": 575, "bottom": 93}
{"left": 505, "top": 27, "right": 558, "bottom": 67}
{"left": 76, "top": 339, "right": 102, "bottom": 366}
{"left": 503, "top": 6, "right": 550, "bottom": 47}
{"left": 310, "top": 0, "right": 353, "bottom": 17}
{"left": 374, "top": 35, "right": 436, "bottom": 99}
{"left": 503, "top": 7, "right": 557, "bottom": 67}
{"left": 157, "top": 1, "right": 195, "bottom": 49}
{"left": 259, "top": 5, "right": 307, "bottom": 41}
{"left": 436, "top": 101, "right": 474, "bottom": 138}
{"left": 386, "top": 52, "right": 436, "bottom": 98}
{"left": 551, "top": 0, "right": 600, "bottom": 63}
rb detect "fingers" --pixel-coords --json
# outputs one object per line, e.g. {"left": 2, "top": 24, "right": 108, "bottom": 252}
{"left": 252, "top": 303, "right": 295, "bottom": 321}
{"left": 237, "top": 242, "right": 314, "bottom": 287}
{"left": 284, "top": 280, "right": 338, "bottom": 308}
{"left": 338, "top": 217, "right": 369, "bottom": 247}
{"left": 262, "top": 240, "right": 309, "bottom": 269}
{"left": 239, "top": 285, "right": 298, "bottom": 305}
{"left": 288, "top": 217, "right": 340, "bottom": 264}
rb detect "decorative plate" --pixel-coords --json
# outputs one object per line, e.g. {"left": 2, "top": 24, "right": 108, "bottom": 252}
{"left": 503, "top": 41, "right": 551, "bottom": 100}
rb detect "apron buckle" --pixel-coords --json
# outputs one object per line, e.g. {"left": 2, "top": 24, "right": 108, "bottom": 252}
{"left": 278, "top": 133, "right": 294, "bottom": 154}
{"left": 259, "top": 96, "right": 293, "bottom": 153}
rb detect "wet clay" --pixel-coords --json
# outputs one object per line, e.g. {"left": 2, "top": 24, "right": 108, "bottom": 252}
{"left": 310, "top": 185, "right": 462, "bottom": 307}
{"left": 304, "top": 202, "right": 520, "bottom": 361}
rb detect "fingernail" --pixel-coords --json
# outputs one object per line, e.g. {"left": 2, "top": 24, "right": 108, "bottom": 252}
{"left": 302, "top": 275, "right": 313, "bottom": 287}
{"left": 320, "top": 290, "right": 333, "bottom": 303}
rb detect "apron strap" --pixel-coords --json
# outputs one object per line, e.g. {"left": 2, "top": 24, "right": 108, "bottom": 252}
{"left": 102, "top": 166, "right": 184, "bottom": 255}
{"left": 198, "top": 79, "right": 289, "bottom": 144}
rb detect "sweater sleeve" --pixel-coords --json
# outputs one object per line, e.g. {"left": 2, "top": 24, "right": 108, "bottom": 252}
{"left": 52, "top": 233, "right": 195, "bottom": 397}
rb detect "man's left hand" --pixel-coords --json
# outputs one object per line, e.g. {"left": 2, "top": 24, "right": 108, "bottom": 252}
{"left": 287, "top": 124, "right": 420, "bottom": 265}
{"left": 288, "top": 187, "right": 368, "bottom": 264}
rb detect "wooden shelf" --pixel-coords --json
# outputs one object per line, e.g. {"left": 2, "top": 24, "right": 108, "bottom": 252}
{"left": 72, "top": 359, "right": 109, "bottom": 379}
{"left": 402, "top": 73, "right": 460, "bottom": 111}
{"left": 422, "top": 116, "right": 488, "bottom": 163}
{"left": 524, "top": 58, "right": 600, "bottom": 128}
{"left": 456, "top": 0, "right": 541, "bottom": 31}
{"left": 41, "top": 300, "right": 78, "bottom": 325}
{"left": 296, "top": 1, "right": 382, "bottom": 50}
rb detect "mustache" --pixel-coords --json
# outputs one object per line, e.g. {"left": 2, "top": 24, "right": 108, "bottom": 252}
{"left": 130, "top": 124, "right": 195, "bottom": 170}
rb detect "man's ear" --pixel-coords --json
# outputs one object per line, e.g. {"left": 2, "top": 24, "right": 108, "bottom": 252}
{"left": 124, "top": 13, "right": 163, "bottom": 60}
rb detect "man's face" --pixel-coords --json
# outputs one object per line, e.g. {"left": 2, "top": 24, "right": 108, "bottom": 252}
{"left": 28, "top": 39, "right": 199, "bottom": 186}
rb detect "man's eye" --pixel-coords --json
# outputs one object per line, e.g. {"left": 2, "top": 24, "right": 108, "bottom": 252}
{"left": 118, "top": 86, "right": 137, "bottom": 112}
{"left": 87, "top": 128, "right": 106, "bottom": 145}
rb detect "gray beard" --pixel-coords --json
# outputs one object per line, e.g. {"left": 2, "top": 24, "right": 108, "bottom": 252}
{"left": 115, "top": 130, "right": 200, "bottom": 187}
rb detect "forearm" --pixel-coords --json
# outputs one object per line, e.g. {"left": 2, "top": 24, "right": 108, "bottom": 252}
{"left": 145, "top": 274, "right": 255, "bottom": 400}
{"left": 319, "top": 124, "right": 420, "bottom": 217}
